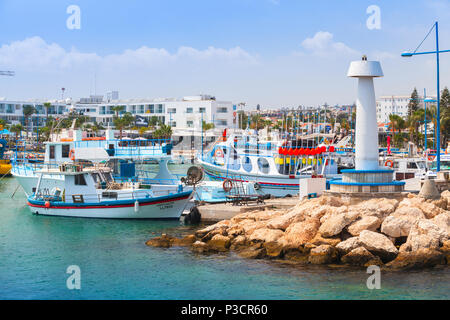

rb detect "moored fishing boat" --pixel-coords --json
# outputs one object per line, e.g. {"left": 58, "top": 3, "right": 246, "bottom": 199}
{"left": 197, "top": 132, "right": 341, "bottom": 197}
{"left": 27, "top": 164, "right": 192, "bottom": 219}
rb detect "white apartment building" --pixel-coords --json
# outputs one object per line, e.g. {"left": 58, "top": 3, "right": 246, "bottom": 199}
{"left": 376, "top": 95, "right": 436, "bottom": 123}
{"left": 0, "top": 100, "right": 68, "bottom": 126}
{"left": 0, "top": 94, "right": 235, "bottom": 130}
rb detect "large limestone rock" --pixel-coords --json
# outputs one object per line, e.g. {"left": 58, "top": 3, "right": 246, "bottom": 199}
{"left": 347, "top": 216, "right": 382, "bottom": 236}
{"left": 208, "top": 234, "right": 231, "bottom": 252}
{"left": 400, "top": 219, "right": 448, "bottom": 252}
{"left": 359, "top": 230, "right": 398, "bottom": 261}
{"left": 266, "top": 210, "right": 305, "bottom": 230}
{"left": 386, "top": 248, "right": 445, "bottom": 269}
{"left": 263, "top": 241, "right": 284, "bottom": 258}
{"left": 172, "top": 235, "right": 196, "bottom": 247}
{"left": 432, "top": 212, "right": 450, "bottom": 235}
{"left": 381, "top": 206, "right": 425, "bottom": 238}
{"left": 191, "top": 241, "right": 209, "bottom": 254}
{"left": 239, "top": 220, "right": 268, "bottom": 236}
{"left": 195, "top": 220, "right": 231, "bottom": 238}
{"left": 341, "top": 247, "right": 382, "bottom": 266}
{"left": 230, "top": 235, "right": 247, "bottom": 251}
{"left": 145, "top": 234, "right": 174, "bottom": 248}
{"left": 319, "top": 211, "right": 359, "bottom": 237}
{"left": 353, "top": 198, "right": 399, "bottom": 219}
{"left": 278, "top": 217, "right": 320, "bottom": 248}
{"left": 398, "top": 194, "right": 445, "bottom": 219}
{"left": 248, "top": 228, "right": 284, "bottom": 243}
{"left": 336, "top": 237, "right": 363, "bottom": 255}
{"left": 308, "top": 245, "right": 338, "bottom": 264}
{"left": 238, "top": 244, "right": 266, "bottom": 259}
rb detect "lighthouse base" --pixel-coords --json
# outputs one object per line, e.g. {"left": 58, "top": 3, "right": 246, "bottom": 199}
{"left": 328, "top": 169, "right": 405, "bottom": 195}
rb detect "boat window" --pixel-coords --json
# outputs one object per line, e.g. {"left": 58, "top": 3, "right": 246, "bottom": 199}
{"left": 242, "top": 156, "right": 252, "bottom": 172}
{"left": 61, "top": 144, "right": 70, "bottom": 158}
{"left": 103, "top": 172, "right": 113, "bottom": 182}
{"left": 91, "top": 173, "right": 102, "bottom": 183}
{"left": 49, "top": 145, "right": 55, "bottom": 159}
{"left": 407, "top": 162, "right": 418, "bottom": 169}
{"left": 257, "top": 158, "right": 270, "bottom": 174}
{"left": 74, "top": 174, "right": 87, "bottom": 186}
{"left": 227, "top": 148, "right": 240, "bottom": 170}
{"left": 416, "top": 161, "right": 426, "bottom": 169}
{"left": 393, "top": 162, "right": 399, "bottom": 169}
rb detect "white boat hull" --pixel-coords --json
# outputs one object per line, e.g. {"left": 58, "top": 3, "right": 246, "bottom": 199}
{"left": 27, "top": 192, "right": 192, "bottom": 219}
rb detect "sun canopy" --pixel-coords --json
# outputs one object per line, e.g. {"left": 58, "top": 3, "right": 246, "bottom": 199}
{"left": 0, "top": 129, "right": 11, "bottom": 135}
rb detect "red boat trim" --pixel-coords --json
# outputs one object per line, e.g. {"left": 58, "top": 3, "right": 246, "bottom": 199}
{"left": 204, "top": 170, "right": 299, "bottom": 187}
{"left": 28, "top": 195, "right": 190, "bottom": 210}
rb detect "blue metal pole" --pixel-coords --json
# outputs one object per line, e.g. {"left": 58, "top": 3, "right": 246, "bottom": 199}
{"left": 436, "top": 21, "right": 441, "bottom": 172}
{"left": 201, "top": 111, "right": 204, "bottom": 161}
{"left": 424, "top": 88, "right": 427, "bottom": 153}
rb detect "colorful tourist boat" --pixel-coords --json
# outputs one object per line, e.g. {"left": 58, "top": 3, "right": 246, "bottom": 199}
{"left": 197, "top": 133, "right": 340, "bottom": 197}
{"left": 27, "top": 164, "right": 192, "bottom": 219}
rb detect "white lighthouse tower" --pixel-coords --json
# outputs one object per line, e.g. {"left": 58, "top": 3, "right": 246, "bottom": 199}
{"left": 347, "top": 55, "right": 383, "bottom": 170}
{"left": 329, "top": 56, "right": 404, "bottom": 195}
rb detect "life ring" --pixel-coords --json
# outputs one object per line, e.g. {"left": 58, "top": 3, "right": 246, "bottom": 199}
{"left": 223, "top": 179, "right": 233, "bottom": 192}
{"left": 384, "top": 159, "right": 394, "bottom": 168}
{"left": 214, "top": 148, "right": 224, "bottom": 158}
{"left": 428, "top": 155, "right": 436, "bottom": 161}
{"left": 69, "top": 149, "right": 75, "bottom": 161}
{"left": 254, "top": 182, "right": 261, "bottom": 190}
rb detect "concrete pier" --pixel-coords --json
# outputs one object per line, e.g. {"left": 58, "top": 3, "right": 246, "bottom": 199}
{"left": 191, "top": 198, "right": 299, "bottom": 222}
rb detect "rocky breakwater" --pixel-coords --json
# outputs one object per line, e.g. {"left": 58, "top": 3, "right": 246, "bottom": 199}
{"left": 146, "top": 191, "right": 450, "bottom": 269}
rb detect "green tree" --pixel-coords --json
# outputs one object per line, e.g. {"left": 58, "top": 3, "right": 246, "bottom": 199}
{"left": 113, "top": 112, "right": 135, "bottom": 139}
{"left": 237, "top": 111, "right": 248, "bottom": 129}
{"left": 202, "top": 121, "right": 215, "bottom": 132}
{"left": 10, "top": 124, "right": 23, "bottom": 139}
{"left": 153, "top": 124, "right": 172, "bottom": 140}
{"left": 441, "top": 87, "right": 450, "bottom": 109}
{"left": 407, "top": 88, "right": 420, "bottom": 118}
{"left": 111, "top": 105, "right": 125, "bottom": 117}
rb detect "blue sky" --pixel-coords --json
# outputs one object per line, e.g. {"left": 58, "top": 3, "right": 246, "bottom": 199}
{"left": 0, "top": 0, "right": 449, "bottom": 108}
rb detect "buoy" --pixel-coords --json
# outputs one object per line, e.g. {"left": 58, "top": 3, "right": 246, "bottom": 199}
{"left": 223, "top": 179, "right": 233, "bottom": 192}
{"left": 384, "top": 159, "right": 394, "bottom": 168}
{"left": 45, "top": 201, "right": 50, "bottom": 208}
{"left": 69, "top": 149, "right": 75, "bottom": 161}
{"left": 134, "top": 200, "right": 139, "bottom": 213}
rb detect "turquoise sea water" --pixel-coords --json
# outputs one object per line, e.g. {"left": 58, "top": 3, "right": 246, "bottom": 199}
{"left": 1, "top": 168, "right": 449, "bottom": 300}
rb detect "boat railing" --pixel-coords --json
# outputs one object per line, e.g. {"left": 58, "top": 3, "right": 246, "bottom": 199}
{"left": 34, "top": 186, "right": 183, "bottom": 203}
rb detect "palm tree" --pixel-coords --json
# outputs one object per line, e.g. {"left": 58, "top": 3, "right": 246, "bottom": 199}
{"left": 111, "top": 105, "right": 125, "bottom": 117}
{"left": 153, "top": 124, "right": 172, "bottom": 140}
{"left": 10, "top": 124, "right": 23, "bottom": 139}
{"left": 43, "top": 102, "right": 52, "bottom": 124}
{"left": 22, "top": 105, "right": 35, "bottom": 139}
{"left": 113, "top": 112, "right": 135, "bottom": 139}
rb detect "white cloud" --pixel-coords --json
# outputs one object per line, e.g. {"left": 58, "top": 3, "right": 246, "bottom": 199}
{"left": 300, "top": 31, "right": 358, "bottom": 56}
{"left": 0, "top": 36, "right": 257, "bottom": 72}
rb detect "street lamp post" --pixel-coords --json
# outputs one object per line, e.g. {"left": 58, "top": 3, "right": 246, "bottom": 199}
{"left": 402, "top": 21, "right": 450, "bottom": 172}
